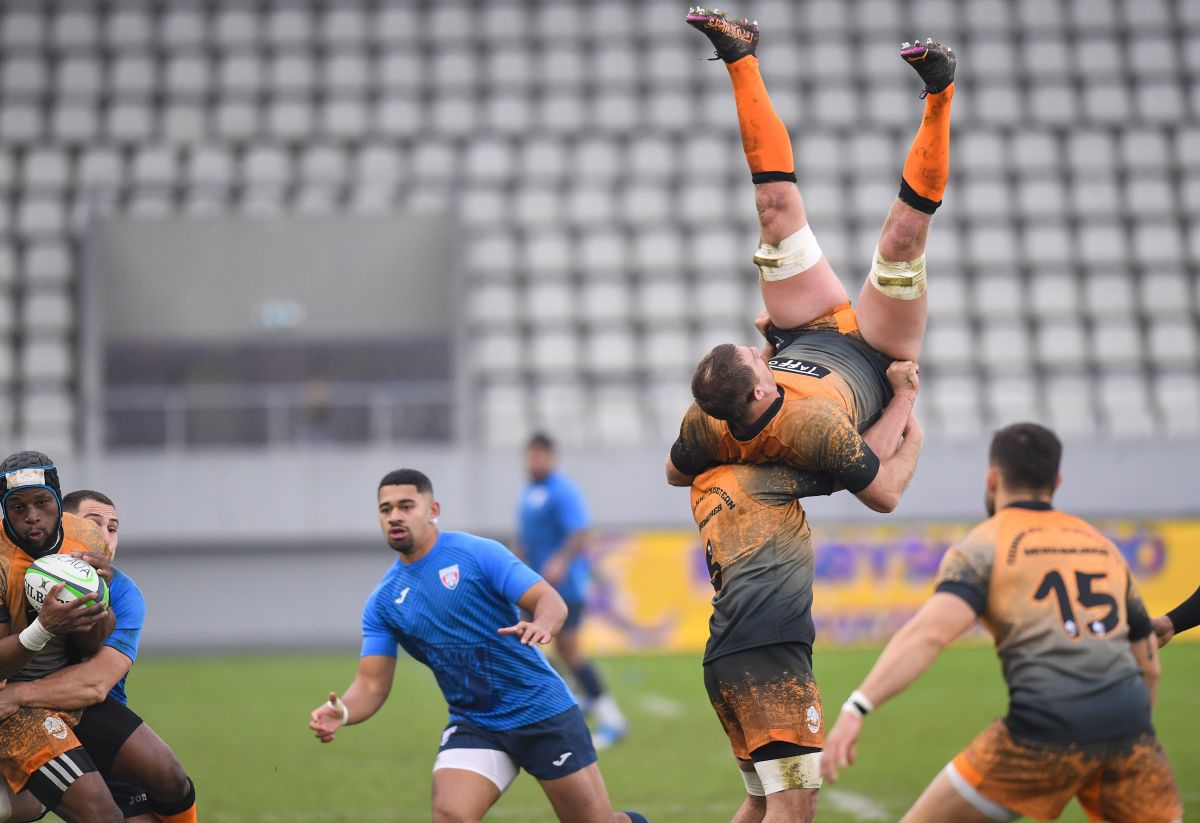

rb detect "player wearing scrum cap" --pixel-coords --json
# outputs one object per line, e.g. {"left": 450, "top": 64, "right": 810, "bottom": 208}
{"left": 0, "top": 490, "right": 197, "bottom": 823}
{"left": 667, "top": 10, "right": 953, "bottom": 510}
{"left": 0, "top": 451, "right": 125, "bottom": 822}
{"left": 310, "top": 469, "right": 650, "bottom": 823}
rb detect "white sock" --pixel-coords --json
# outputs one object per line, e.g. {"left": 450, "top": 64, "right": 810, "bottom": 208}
{"left": 592, "top": 694, "right": 626, "bottom": 729}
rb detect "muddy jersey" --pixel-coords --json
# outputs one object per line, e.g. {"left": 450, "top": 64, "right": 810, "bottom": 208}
{"left": 0, "top": 513, "right": 113, "bottom": 683}
{"left": 692, "top": 463, "right": 830, "bottom": 663}
{"left": 935, "top": 502, "right": 1154, "bottom": 744}
{"left": 671, "top": 329, "right": 891, "bottom": 491}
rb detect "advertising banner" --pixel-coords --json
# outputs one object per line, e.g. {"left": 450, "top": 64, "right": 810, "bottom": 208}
{"left": 579, "top": 520, "right": 1200, "bottom": 653}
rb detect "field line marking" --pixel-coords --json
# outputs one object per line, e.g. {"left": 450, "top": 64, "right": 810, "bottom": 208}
{"left": 824, "top": 788, "right": 889, "bottom": 821}
{"left": 636, "top": 692, "right": 686, "bottom": 718}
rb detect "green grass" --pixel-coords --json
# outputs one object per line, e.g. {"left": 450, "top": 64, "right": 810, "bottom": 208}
{"left": 110, "top": 644, "right": 1199, "bottom": 822}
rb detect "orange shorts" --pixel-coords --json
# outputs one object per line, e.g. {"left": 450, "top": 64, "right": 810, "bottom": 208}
{"left": 0, "top": 706, "right": 84, "bottom": 793}
{"left": 703, "top": 643, "right": 824, "bottom": 761}
{"left": 952, "top": 720, "right": 1183, "bottom": 823}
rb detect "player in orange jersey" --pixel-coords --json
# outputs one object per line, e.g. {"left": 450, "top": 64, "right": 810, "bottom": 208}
{"left": 0, "top": 451, "right": 125, "bottom": 822}
{"left": 822, "top": 424, "right": 1182, "bottom": 823}
{"left": 669, "top": 9, "right": 954, "bottom": 507}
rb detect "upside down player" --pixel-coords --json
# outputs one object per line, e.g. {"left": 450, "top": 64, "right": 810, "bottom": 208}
{"left": 0, "top": 489, "right": 197, "bottom": 823}
{"left": 691, "top": 384, "right": 921, "bottom": 823}
{"left": 310, "top": 470, "right": 649, "bottom": 823}
{"left": 0, "top": 452, "right": 124, "bottom": 822}
{"left": 667, "top": 9, "right": 954, "bottom": 507}
{"left": 822, "top": 424, "right": 1183, "bottom": 823}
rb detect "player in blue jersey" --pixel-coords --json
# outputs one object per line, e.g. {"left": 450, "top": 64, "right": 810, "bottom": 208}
{"left": 0, "top": 490, "right": 196, "bottom": 823}
{"left": 518, "top": 433, "right": 627, "bottom": 749}
{"left": 310, "top": 469, "right": 649, "bottom": 823}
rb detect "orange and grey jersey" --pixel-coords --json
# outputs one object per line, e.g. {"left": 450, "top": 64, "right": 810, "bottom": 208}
{"left": 935, "top": 501, "right": 1154, "bottom": 744}
{"left": 691, "top": 463, "right": 829, "bottom": 663}
{"left": 0, "top": 513, "right": 112, "bottom": 683}
{"left": 671, "top": 328, "right": 891, "bottom": 491}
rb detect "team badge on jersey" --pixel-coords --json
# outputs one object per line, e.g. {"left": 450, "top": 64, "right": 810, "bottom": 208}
{"left": 43, "top": 715, "right": 68, "bottom": 740}
{"left": 439, "top": 564, "right": 461, "bottom": 590}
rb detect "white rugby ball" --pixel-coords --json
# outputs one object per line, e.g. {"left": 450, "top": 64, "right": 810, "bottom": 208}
{"left": 24, "top": 554, "right": 109, "bottom": 613}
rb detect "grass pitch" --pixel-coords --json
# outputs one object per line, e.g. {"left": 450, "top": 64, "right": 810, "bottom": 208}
{"left": 115, "top": 644, "right": 1199, "bottom": 822}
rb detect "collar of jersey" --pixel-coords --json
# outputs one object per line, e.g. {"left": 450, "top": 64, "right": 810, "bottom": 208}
{"left": 1003, "top": 500, "right": 1053, "bottom": 511}
{"left": 730, "top": 387, "right": 785, "bottom": 442}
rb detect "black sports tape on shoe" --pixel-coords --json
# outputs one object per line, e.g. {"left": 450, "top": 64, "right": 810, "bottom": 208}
{"left": 899, "top": 177, "right": 941, "bottom": 214}
{"left": 751, "top": 170, "right": 797, "bottom": 184}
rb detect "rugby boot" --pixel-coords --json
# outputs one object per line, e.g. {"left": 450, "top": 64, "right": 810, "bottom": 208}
{"left": 685, "top": 7, "right": 759, "bottom": 63}
{"left": 901, "top": 37, "right": 956, "bottom": 96}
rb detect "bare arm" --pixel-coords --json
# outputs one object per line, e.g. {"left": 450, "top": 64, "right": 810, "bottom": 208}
{"left": 666, "top": 456, "right": 694, "bottom": 488}
{"left": 861, "top": 362, "right": 920, "bottom": 461}
{"left": 822, "top": 592, "right": 977, "bottom": 782}
{"left": 309, "top": 654, "right": 397, "bottom": 743}
{"left": 2, "top": 647, "right": 132, "bottom": 710}
{"left": 0, "top": 588, "right": 110, "bottom": 679}
{"left": 69, "top": 608, "right": 115, "bottom": 659}
{"left": 1131, "top": 635, "right": 1160, "bottom": 709}
{"left": 499, "top": 580, "right": 568, "bottom": 646}
{"left": 856, "top": 414, "right": 923, "bottom": 513}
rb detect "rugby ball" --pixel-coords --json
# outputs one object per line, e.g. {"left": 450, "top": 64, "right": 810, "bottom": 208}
{"left": 24, "top": 554, "right": 109, "bottom": 613}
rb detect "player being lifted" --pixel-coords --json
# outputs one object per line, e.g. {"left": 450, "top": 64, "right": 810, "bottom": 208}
{"left": 822, "top": 424, "right": 1183, "bottom": 823}
{"left": 668, "top": 9, "right": 955, "bottom": 509}
{"left": 310, "top": 470, "right": 649, "bottom": 823}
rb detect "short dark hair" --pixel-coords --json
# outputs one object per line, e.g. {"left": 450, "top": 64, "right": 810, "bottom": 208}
{"left": 989, "top": 422, "right": 1062, "bottom": 493}
{"left": 691, "top": 344, "right": 757, "bottom": 424}
{"left": 62, "top": 489, "right": 116, "bottom": 513}
{"left": 378, "top": 469, "right": 433, "bottom": 495}
{"left": 527, "top": 432, "right": 556, "bottom": 451}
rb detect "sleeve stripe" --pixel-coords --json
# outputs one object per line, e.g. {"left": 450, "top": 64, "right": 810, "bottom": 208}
{"left": 935, "top": 580, "right": 986, "bottom": 615}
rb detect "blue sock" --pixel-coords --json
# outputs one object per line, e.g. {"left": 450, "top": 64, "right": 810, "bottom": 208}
{"left": 623, "top": 813, "right": 649, "bottom": 823}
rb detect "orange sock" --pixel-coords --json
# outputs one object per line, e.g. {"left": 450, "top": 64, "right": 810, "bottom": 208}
{"left": 156, "top": 807, "right": 196, "bottom": 823}
{"left": 725, "top": 56, "right": 795, "bottom": 183}
{"left": 899, "top": 84, "right": 954, "bottom": 213}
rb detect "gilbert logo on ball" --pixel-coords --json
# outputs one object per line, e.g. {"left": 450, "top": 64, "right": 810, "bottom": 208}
{"left": 24, "top": 554, "right": 109, "bottom": 613}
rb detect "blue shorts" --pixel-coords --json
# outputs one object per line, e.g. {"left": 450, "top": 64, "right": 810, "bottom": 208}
{"left": 439, "top": 706, "right": 597, "bottom": 781}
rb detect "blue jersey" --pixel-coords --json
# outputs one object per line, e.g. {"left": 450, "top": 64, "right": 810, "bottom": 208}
{"left": 361, "top": 530, "right": 576, "bottom": 731}
{"left": 103, "top": 569, "right": 145, "bottom": 706}
{"left": 517, "top": 472, "right": 592, "bottom": 603}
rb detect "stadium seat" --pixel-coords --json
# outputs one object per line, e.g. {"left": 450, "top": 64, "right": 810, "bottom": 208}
{"left": 299, "top": 145, "right": 349, "bottom": 187}
{"left": 1035, "top": 320, "right": 1088, "bottom": 370}
{"left": 579, "top": 232, "right": 630, "bottom": 277}
{"left": 1098, "top": 374, "right": 1157, "bottom": 438}
{"left": 928, "top": 375, "right": 984, "bottom": 441}
{"left": 21, "top": 149, "right": 70, "bottom": 193}
{"left": 525, "top": 282, "right": 576, "bottom": 328}
{"left": 1029, "top": 273, "right": 1079, "bottom": 320}
{"left": 21, "top": 291, "right": 72, "bottom": 334}
{"left": 532, "top": 381, "right": 588, "bottom": 448}
{"left": 1154, "top": 372, "right": 1200, "bottom": 437}
{"left": 585, "top": 330, "right": 638, "bottom": 378}
{"left": 111, "top": 55, "right": 157, "bottom": 99}
{"left": 980, "top": 320, "right": 1032, "bottom": 375}
{"left": 1, "top": 11, "right": 44, "bottom": 52}
{"left": 1044, "top": 374, "right": 1098, "bottom": 438}
{"left": 591, "top": 385, "right": 646, "bottom": 447}
{"left": 0, "top": 103, "right": 41, "bottom": 144}
{"left": 131, "top": 147, "right": 179, "bottom": 189}
{"left": 1147, "top": 320, "right": 1199, "bottom": 368}
{"left": 2, "top": 56, "right": 46, "bottom": 100}
{"left": 636, "top": 280, "right": 690, "bottom": 325}
{"left": 323, "top": 5, "right": 368, "bottom": 47}
{"left": 1090, "top": 319, "right": 1144, "bottom": 369}
{"left": 53, "top": 10, "right": 98, "bottom": 51}
{"left": 477, "top": 330, "right": 523, "bottom": 376}
{"left": 645, "top": 329, "right": 693, "bottom": 378}
{"left": 161, "top": 6, "right": 207, "bottom": 49}
{"left": 1139, "top": 272, "right": 1192, "bottom": 317}
{"left": 1022, "top": 223, "right": 1073, "bottom": 265}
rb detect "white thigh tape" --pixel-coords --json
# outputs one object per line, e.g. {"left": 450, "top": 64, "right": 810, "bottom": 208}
{"left": 755, "top": 752, "right": 823, "bottom": 793}
{"left": 869, "top": 246, "right": 928, "bottom": 300}
{"left": 740, "top": 767, "right": 767, "bottom": 797}
{"left": 754, "top": 225, "right": 824, "bottom": 282}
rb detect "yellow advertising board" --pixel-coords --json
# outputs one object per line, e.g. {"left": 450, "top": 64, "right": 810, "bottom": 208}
{"left": 579, "top": 519, "right": 1200, "bottom": 653}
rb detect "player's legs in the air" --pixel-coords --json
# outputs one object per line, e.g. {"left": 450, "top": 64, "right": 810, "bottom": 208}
{"left": 555, "top": 605, "right": 627, "bottom": 748}
{"left": 686, "top": 9, "right": 851, "bottom": 331}
{"left": 853, "top": 39, "right": 956, "bottom": 362}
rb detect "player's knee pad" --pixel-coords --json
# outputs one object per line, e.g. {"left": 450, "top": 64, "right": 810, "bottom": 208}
{"left": 753, "top": 225, "right": 824, "bottom": 282}
{"left": 754, "top": 752, "right": 823, "bottom": 793}
{"left": 868, "top": 246, "right": 927, "bottom": 300}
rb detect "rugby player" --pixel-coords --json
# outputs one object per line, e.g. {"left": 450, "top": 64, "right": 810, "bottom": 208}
{"left": 668, "top": 9, "right": 954, "bottom": 505}
{"left": 692, "top": 385, "right": 921, "bottom": 823}
{"left": 1152, "top": 585, "right": 1200, "bottom": 647}
{"left": 310, "top": 469, "right": 649, "bottom": 823}
{"left": 0, "top": 452, "right": 124, "bottom": 822}
{"left": 0, "top": 490, "right": 197, "bottom": 823}
{"left": 518, "top": 433, "right": 627, "bottom": 749}
{"left": 821, "top": 423, "right": 1183, "bottom": 823}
